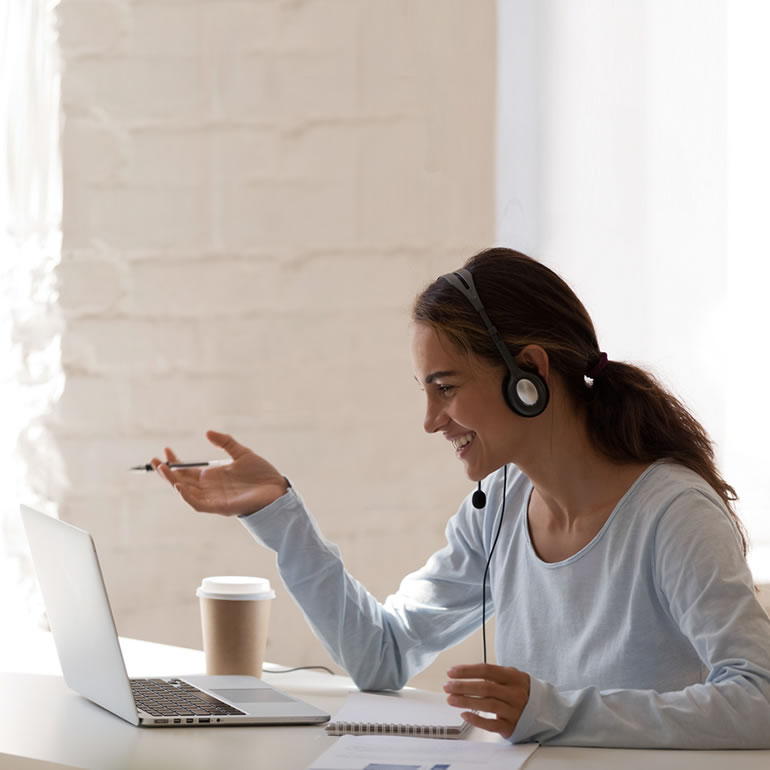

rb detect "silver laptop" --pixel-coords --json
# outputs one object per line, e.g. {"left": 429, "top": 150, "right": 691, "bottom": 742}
{"left": 20, "top": 504, "right": 330, "bottom": 728}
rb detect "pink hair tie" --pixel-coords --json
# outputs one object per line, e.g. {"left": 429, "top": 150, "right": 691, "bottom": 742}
{"left": 587, "top": 352, "right": 609, "bottom": 379}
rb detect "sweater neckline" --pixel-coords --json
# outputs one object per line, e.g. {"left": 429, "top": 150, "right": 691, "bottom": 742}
{"left": 522, "top": 461, "right": 663, "bottom": 568}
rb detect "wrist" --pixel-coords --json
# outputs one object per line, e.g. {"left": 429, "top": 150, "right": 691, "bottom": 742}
{"left": 239, "top": 480, "right": 295, "bottom": 520}
{"left": 259, "top": 476, "right": 291, "bottom": 511}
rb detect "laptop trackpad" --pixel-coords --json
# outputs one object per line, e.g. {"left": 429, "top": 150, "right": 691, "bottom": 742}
{"left": 211, "top": 688, "right": 294, "bottom": 704}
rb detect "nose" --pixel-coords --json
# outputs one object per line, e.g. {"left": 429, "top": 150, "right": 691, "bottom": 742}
{"left": 423, "top": 394, "right": 449, "bottom": 434}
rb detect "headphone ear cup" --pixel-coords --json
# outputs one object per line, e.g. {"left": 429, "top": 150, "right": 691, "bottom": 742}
{"left": 502, "top": 370, "right": 550, "bottom": 417}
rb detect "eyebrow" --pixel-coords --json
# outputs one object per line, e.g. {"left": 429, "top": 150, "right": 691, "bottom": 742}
{"left": 420, "top": 370, "right": 459, "bottom": 385}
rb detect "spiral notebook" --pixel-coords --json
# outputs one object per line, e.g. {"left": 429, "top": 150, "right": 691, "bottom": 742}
{"left": 324, "top": 689, "right": 472, "bottom": 739}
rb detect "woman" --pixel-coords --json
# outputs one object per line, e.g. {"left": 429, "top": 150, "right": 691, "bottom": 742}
{"left": 153, "top": 248, "right": 770, "bottom": 747}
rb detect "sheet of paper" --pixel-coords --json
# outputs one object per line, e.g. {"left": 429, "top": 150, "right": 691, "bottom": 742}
{"left": 307, "top": 734, "right": 539, "bottom": 770}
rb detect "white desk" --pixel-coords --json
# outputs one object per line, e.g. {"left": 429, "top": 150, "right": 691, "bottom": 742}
{"left": 1, "top": 632, "right": 768, "bottom": 770}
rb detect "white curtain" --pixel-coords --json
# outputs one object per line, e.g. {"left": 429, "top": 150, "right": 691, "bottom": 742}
{"left": 0, "top": 0, "right": 63, "bottom": 629}
{"left": 497, "top": 0, "right": 769, "bottom": 581}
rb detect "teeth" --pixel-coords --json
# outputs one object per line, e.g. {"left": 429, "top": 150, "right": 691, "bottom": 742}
{"left": 452, "top": 433, "right": 474, "bottom": 450}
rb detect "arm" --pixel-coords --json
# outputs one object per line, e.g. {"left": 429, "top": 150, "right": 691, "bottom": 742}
{"left": 152, "top": 431, "right": 495, "bottom": 692}
{"left": 511, "top": 490, "right": 770, "bottom": 748}
{"left": 239, "top": 486, "right": 490, "bottom": 691}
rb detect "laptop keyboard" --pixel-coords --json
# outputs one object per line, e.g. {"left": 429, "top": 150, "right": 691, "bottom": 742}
{"left": 130, "top": 678, "right": 246, "bottom": 718}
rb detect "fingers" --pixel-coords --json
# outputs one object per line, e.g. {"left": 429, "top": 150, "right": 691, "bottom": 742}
{"left": 151, "top": 453, "right": 198, "bottom": 483}
{"left": 148, "top": 448, "right": 179, "bottom": 467}
{"left": 206, "top": 430, "right": 250, "bottom": 460}
{"left": 151, "top": 458, "right": 176, "bottom": 485}
{"left": 457, "top": 711, "right": 515, "bottom": 740}
{"left": 447, "top": 663, "right": 521, "bottom": 684}
{"left": 444, "top": 678, "right": 515, "bottom": 701}
{"left": 444, "top": 664, "right": 530, "bottom": 739}
{"left": 446, "top": 689, "right": 519, "bottom": 719}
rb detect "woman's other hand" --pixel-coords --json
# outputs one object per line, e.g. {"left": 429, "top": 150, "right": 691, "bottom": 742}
{"left": 443, "top": 663, "right": 530, "bottom": 739}
{"left": 151, "top": 430, "right": 289, "bottom": 517}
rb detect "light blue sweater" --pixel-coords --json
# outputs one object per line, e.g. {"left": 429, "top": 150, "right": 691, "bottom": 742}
{"left": 240, "top": 461, "right": 770, "bottom": 748}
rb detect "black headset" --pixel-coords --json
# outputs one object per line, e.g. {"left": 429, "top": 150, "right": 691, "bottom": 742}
{"left": 440, "top": 268, "right": 550, "bottom": 418}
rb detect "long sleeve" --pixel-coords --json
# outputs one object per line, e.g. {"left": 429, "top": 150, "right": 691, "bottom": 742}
{"left": 510, "top": 488, "right": 770, "bottom": 748}
{"left": 239, "top": 487, "right": 491, "bottom": 691}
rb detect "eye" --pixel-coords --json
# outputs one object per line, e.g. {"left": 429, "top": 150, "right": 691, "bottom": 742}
{"left": 437, "top": 385, "right": 455, "bottom": 397}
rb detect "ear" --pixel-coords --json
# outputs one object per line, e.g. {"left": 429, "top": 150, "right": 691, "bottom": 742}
{"left": 516, "top": 345, "right": 550, "bottom": 382}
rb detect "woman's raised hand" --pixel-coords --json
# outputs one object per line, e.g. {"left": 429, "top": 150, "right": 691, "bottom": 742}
{"left": 151, "top": 430, "right": 289, "bottom": 517}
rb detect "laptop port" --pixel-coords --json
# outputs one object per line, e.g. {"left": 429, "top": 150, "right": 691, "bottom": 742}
{"left": 186, "top": 718, "right": 194, "bottom": 723}
{"left": 199, "top": 718, "right": 210, "bottom": 723}
{"left": 155, "top": 719, "right": 169, "bottom": 724}
{"left": 173, "top": 719, "right": 181, "bottom": 724}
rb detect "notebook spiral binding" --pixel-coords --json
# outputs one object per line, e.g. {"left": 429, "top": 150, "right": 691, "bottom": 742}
{"left": 325, "top": 721, "right": 451, "bottom": 737}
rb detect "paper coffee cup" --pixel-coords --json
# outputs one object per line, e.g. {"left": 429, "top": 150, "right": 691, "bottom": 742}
{"left": 197, "top": 576, "right": 275, "bottom": 678}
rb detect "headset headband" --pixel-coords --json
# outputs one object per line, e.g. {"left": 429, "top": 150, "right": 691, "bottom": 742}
{"left": 439, "top": 267, "right": 549, "bottom": 417}
{"left": 440, "top": 269, "right": 521, "bottom": 376}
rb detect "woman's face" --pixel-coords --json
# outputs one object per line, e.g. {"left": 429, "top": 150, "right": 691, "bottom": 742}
{"left": 410, "top": 322, "right": 527, "bottom": 481}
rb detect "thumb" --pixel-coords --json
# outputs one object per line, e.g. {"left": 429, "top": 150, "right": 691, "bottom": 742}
{"left": 206, "top": 430, "right": 250, "bottom": 460}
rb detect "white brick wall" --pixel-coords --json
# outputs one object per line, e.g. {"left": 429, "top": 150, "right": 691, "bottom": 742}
{"left": 55, "top": 0, "right": 495, "bottom": 689}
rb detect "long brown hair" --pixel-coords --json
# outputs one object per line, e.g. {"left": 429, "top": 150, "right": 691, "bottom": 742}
{"left": 412, "top": 247, "right": 747, "bottom": 555}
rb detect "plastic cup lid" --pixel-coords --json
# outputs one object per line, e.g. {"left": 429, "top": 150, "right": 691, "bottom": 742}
{"left": 196, "top": 576, "right": 275, "bottom": 600}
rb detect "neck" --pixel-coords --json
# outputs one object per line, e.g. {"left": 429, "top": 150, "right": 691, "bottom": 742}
{"left": 515, "top": 395, "right": 647, "bottom": 527}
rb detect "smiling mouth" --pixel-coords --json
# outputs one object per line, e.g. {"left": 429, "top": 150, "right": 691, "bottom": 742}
{"left": 451, "top": 432, "right": 476, "bottom": 454}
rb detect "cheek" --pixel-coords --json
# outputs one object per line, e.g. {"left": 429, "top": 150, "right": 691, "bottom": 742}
{"left": 481, "top": 402, "right": 521, "bottom": 443}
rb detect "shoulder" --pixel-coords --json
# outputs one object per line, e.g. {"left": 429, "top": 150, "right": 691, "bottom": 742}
{"left": 632, "top": 461, "right": 722, "bottom": 509}
{"left": 602, "top": 461, "right": 745, "bottom": 569}
{"left": 636, "top": 461, "right": 733, "bottom": 524}
{"left": 634, "top": 461, "right": 746, "bottom": 571}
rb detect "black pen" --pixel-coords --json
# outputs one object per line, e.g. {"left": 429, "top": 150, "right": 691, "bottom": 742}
{"left": 129, "top": 460, "right": 230, "bottom": 472}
